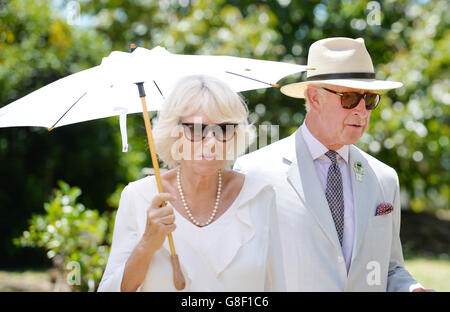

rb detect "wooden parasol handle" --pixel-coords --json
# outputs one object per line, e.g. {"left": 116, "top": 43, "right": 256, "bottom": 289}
{"left": 136, "top": 82, "right": 186, "bottom": 291}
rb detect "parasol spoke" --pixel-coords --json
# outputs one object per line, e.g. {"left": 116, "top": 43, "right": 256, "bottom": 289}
{"left": 153, "top": 80, "right": 165, "bottom": 99}
{"left": 225, "top": 71, "right": 280, "bottom": 88}
{"left": 48, "top": 91, "right": 87, "bottom": 131}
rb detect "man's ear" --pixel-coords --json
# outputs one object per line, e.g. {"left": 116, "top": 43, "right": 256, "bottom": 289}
{"left": 305, "top": 85, "right": 322, "bottom": 113}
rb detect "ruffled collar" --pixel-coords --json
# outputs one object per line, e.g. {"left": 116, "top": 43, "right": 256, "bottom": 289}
{"left": 131, "top": 172, "right": 273, "bottom": 279}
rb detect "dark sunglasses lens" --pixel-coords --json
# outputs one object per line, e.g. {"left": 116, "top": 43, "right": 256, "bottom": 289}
{"left": 365, "top": 93, "right": 380, "bottom": 110}
{"left": 183, "top": 124, "right": 203, "bottom": 141}
{"left": 222, "top": 124, "right": 237, "bottom": 141}
{"left": 203, "top": 124, "right": 236, "bottom": 142}
{"left": 342, "top": 92, "right": 362, "bottom": 109}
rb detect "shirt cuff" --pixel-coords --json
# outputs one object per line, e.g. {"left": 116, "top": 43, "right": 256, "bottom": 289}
{"left": 409, "top": 282, "right": 425, "bottom": 292}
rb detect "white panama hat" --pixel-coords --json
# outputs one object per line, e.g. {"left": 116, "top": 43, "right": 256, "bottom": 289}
{"left": 280, "top": 37, "right": 403, "bottom": 98}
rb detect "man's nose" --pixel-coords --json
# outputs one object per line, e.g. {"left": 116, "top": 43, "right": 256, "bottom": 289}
{"left": 353, "top": 97, "right": 369, "bottom": 116}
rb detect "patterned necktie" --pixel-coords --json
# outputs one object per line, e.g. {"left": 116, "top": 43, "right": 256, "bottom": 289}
{"left": 325, "top": 150, "right": 344, "bottom": 246}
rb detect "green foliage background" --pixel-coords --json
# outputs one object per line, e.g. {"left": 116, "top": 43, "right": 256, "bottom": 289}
{"left": 0, "top": 0, "right": 448, "bottom": 277}
{"left": 13, "top": 181, "right": 113, "bottom": 291}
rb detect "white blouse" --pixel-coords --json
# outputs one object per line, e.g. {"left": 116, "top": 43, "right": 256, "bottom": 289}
{"left": 98, "top": 173, "right": 286, "bottom": 292}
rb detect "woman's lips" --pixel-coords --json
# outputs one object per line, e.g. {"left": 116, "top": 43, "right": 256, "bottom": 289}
{"left": 201, "top": 155, "right": 216, "bottom": 160}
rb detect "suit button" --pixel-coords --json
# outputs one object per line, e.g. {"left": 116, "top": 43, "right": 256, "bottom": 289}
{"left": 337, "top": 256, "right": 344, "bottom": 263}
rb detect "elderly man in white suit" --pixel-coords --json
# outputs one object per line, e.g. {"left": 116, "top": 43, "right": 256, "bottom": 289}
{"left": 234, "top": 37, "right": 432, "bottom": 292}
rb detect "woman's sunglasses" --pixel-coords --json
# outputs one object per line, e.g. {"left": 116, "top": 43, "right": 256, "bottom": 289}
{"left": 179, "top": 122, "right": 238, "bottom": 142}
{"left": 322, "top": 87, "right": 381, "bottom": 110}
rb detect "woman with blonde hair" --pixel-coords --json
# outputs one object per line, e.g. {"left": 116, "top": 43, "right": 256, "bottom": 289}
{"left": 98, "top": 75, "right": 285, "bottom": 292}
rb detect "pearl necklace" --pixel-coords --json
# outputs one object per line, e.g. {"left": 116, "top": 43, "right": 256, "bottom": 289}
{"left": 176, "top": 167, "right": 222, "bottom": 227}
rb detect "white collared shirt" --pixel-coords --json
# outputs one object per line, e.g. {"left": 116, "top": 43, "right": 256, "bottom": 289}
{"left": 300, "top": 123, "right": 355, "bottom": 272}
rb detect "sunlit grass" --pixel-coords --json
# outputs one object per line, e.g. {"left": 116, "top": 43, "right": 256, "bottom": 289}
{"left": 404, "top": 256, "right": 450, "bottom": 292}
{"left": 0, "top": 270, "right": 52, "bottom": 291}
{"left": 1, "top": 256, "right": 449, "bottom": 291}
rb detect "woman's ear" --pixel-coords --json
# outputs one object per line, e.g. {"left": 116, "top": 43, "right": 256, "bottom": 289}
{"left": 305, "top": 85, "right": 322, "bottom": 113}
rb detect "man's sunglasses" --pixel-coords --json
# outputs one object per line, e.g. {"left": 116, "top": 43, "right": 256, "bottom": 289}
{"left": 322, "top": 87, "right": 381, "bottom": 110}
{"left": 179, "top": 123, "right": 238, "bottom": 142}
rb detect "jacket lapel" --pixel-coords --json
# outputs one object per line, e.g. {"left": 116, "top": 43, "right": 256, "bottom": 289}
{"left": 282, "top": 131, "right": 381, "bottom": 271}
{"left": 349, "top": 146, "right": 376, "bottom": 265}
{"left": 284, "top": 130, "right": 342, "bottom": 253}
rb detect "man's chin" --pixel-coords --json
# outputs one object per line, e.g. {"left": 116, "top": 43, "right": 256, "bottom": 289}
{"left": 343, "top": 128, "right": 365, "bottom": 142}
{"left": 342, "top": 134, "right": 364, "bottom": 146}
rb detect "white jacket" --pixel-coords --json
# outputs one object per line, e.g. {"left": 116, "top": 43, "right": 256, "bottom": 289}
{"left": 234, "top": 127, "right": 421, "bottom": 291}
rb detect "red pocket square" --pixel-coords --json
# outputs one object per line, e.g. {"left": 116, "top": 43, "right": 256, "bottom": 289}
{"left": 376, "top": 202, "right": 394, "bottom": 216}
